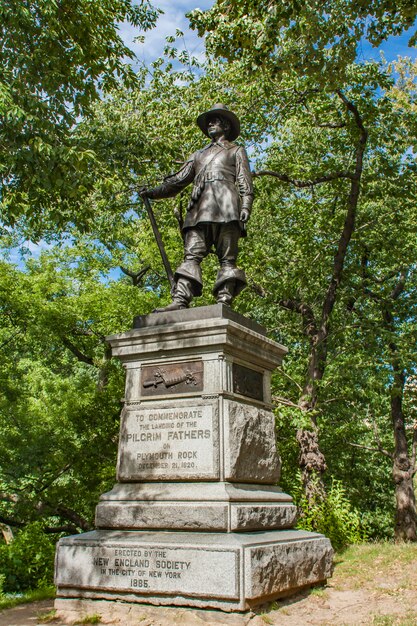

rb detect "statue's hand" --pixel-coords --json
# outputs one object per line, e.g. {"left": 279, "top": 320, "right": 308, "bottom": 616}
{"left": 138, "top": 186, "right": 149, "bottom": 198}
{"left": 240, "top": 209, "right": 250, "bottom": 223}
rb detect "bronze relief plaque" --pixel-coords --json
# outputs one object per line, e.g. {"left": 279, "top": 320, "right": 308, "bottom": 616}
{"left": 232, "top": 363, "right": 264, "bottom": 402}
{"left": 141, "top": 361, "right": 204, "bottom": 396}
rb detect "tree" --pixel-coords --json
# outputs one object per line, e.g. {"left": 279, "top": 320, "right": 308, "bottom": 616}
{"left": 0, "top": 244, "right": 158, "bottom": 534}
{"left": 341, "top": 61, "right": 417, "bottom": 540}
{"left": 0, "top": 0, "right": 160, "bottom": 235}
{"left": 234, "top": 58, "right": 417, "bottom": 537}
{"left": 185, "top": 3, "right": 417, "bottom": 536}
{"left": 73, "top": 48, "right": 417, "bottom": 539}
{"left": 189, "top": 0, "right": 417, "bottom": 85}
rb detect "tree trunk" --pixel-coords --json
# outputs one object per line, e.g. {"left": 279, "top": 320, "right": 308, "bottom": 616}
{"left": 297, "top": 337, "right": 328, "bottom": 505}
{"left": 278, "top": 92, "right": 367, "bottom": 509}
{"left": 391, "top": 374, "right": 417, "bottom": 541}
{"left": 296, "top": 427, "right": 327, "bottom": 504}
{"left": 393, "top": 462, "right": 417, "bottom": 541}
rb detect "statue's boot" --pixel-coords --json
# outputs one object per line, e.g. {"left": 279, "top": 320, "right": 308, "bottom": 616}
{"left": 153, "top": 301, "right": 188, "bottom": 313}
{"left": 153, "top": 275, "right": 197, "bottom": 313}
{"left": 213, "top": 266, "right": 247, "bottom": 307}
{"left": 216, "top": 280, "right": 235, "bottom": 306}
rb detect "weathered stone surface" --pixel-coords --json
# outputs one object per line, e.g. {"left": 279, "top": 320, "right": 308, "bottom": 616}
{"left": 108, "top": 309, "right": 287, "bottom": 374}
{"left": 96, "top": 502, "right": 229, "bottom": 531}
{"left": 96, "top": 500, "right": 297, "bottom": 532}
{"left": 245, "top": 536, "right": 334, "bottom": 599}
{"left": 133, "top": 303, "right": 267, "bottom": 336}
{"left": 98, "top": 481, "right": 294, "bottom": 503}
{"left": 55, "top": 529, "right": 333, "bottom": 612}
{"left": 230, "top": 503, "right": 297, "bottom": 531}
{"left": 95, "top": 482, "right": 297, "bottom": 532}
{"left": 55, "top": 531, "right": 240, "bottom": 603}
{"left": 54, "top": 307, "right": 333, "bottom": 617}
{"left": 224, "top": 400, "right": 281, "bottom": 484}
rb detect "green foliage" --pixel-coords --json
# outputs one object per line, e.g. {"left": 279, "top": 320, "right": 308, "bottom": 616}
{"left": 0, "top": 522, "right": 56, "bottom": 592}
{"left": 0, "top": 0, "right": 160, "bottom": 234}
{"left": 295, "top": 478, "right": 367, "bottom": 551}
{"left": 189, "top": 1, "right": 417, "bottom": 87}
{"left": 0, "top": 244, "right": 160, "bottom": 538}
{"left": 0, "top": 2, "right": 416, "bottom": 549}
{"left": 75, "top": 616, "right": 102, "bottom": 625}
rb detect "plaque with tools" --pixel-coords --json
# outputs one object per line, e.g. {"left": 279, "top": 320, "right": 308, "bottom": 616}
{"left": 141, "top": 361, "right": 204, "bottom": 396}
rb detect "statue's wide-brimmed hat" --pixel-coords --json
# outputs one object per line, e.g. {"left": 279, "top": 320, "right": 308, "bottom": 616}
{"left": 196, "top": 103, "right": 240, "bottom": 141}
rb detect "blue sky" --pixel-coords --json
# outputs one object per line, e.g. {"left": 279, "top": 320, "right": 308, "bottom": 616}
{"left": 118, "top": 1, "right": 417, "bottom": 67}
{"left": 120, "top": 0, "right": 213, "bottom": 69}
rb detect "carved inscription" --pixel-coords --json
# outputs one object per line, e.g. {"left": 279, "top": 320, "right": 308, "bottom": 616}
{"left": 118, "top": 403, "right": 217, "bottom": 480}
{"left": 142, "top": 361, "right": 203, "bottom": 396}
{"left": 233, "top": 363, "right": 264, "bottom": 402}
{"left": 56, "top": 543, "right": 239, "bottom": 599}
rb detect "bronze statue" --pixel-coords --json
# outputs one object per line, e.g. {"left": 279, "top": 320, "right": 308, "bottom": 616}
{"left": 141, "top": 104, "right": 254, "bottom": 311}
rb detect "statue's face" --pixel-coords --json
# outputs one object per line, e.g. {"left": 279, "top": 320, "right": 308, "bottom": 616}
{"left": 207, "top": 115, "right": 230, "bottom": 139}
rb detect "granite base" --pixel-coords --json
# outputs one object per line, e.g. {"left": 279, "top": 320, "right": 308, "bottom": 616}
{"left": 55, "top": 529, "right": 333, "bottom": 612}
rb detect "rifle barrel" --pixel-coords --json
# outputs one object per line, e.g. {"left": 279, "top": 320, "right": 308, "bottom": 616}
{"left": 142, "top": 195, "right": 175, "bottom": 290}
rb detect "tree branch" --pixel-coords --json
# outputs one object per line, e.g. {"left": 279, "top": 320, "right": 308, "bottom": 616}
{"left": 35, "top": 464, "right": 73, "bottom": 496}
{"left": 315, "top": 121, "right": 346, "bottom": 129}
{"left": 44, "top": 524, "right": 79, "bottom": 535}
{"left": 0, "top": 492, "right": 19, "bottom": 503}
{"left": 321, "top": 92, "right": 368, "bottom": 327}
{"left": 347, "top": 441, "right": 393, "bottom": 459}
{"left": 252, "top": 169, "right": 354, "bottom": 187}
{"left": 275, "top": 367, "right": 303, "bottom": 392}
{"left": 279, "top": 298, "right": 317, "bottom": 337}
{"left": 54, "top": 505, "right": 92, "bottom": 532}
{"left": 120, "top": 265, "right": 150, "bottom": 287}
{"left": 0, "top": 329, "right": 23, "bottom": 350}
{"left": 0, "top": 514, "right": 24, "bottom": 528}
{"left": 411, "top": 422, "right": 417, "bottom": 475}
{"left": 390, "top": 270, "right": 407, "bottom": 300}
{"left": 337, "top": 90, "right": 367, "bottom": 134}
{"left": 248, "top": 279, "right": 267, "bottom": 297}
{"left": 272, "top": 395, "right": 300, "bottom": 409}
{"left": 62, "top": 337, "right": 94, "bottom": 365}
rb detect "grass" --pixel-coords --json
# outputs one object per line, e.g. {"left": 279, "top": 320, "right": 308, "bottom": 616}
{"left": 251, "top": 541, "right": 417, "bottom": 625}
{"left": 309, "top": 585, "right": 329, "bottom": 598}
{"left": 332, "top": 541, "right": 417, "bottom": 591}
{"left": 37, "top": 608, "right": 58, "bottom": 623}
{"left": 0, "top": 585, "right": 55, "bottom": 611}
{"left": 372, "top": 612, "right": 417, "bottom": 626}
{"left": 74, "top": 615, "right": 102, "bottom": 625}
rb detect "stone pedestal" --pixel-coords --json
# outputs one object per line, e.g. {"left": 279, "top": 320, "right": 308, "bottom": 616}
{"left": 55, "top": 305, "right": 333, "bottom": 613}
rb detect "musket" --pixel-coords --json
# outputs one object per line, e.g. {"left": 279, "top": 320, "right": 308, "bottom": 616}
{"left": 141, "top": 194, "right": 175, "bottom": 290}
{"left": 142, "top": 368, "right": 198, "bottom": 389}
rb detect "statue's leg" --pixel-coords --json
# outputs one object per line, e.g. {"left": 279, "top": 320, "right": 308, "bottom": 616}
{"left": 213, "top": 223, "right": 247, "bottom": 306}
{"left": 154, "top": 228, "right": 207, "bottom": 312}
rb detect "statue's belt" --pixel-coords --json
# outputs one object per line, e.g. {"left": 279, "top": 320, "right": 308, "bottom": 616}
{"left": 189, "top": 169, "right": 235, "bottom": 209}
{"left": 197, "top": 169, "right": 235, "bottom": 183}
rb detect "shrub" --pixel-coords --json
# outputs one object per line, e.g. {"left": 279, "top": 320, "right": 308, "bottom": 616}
{"left": 0, "top": 522, "right": 56, "bottom": 592}
{"left": 294, "top": 477, "right": 368, "bottom": 551}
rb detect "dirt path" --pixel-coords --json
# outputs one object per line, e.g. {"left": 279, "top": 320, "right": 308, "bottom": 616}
{"left": 0, "top": 600, "right": 57, "bottom": 626}
{"left": 1, "top": 544, "right": 416, "bottom": 626}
